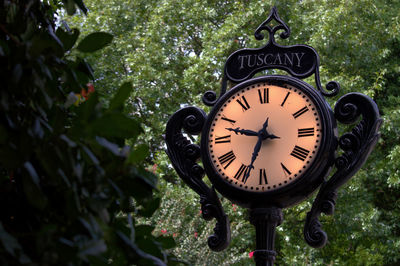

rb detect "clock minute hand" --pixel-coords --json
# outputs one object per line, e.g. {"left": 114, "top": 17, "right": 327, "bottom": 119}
{"left": 225, "top": 127, "right": 258, "bottom": 136}
{"left": 242, "top": 135, "right": 263, "bottom": 184}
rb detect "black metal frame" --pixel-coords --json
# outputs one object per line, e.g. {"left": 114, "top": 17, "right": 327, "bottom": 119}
{"left": 304, "top": 92, "right": 382, "bottom": 248}
{"left": 165, "top": 107, "right": 230, "bottom": 251}
{"left": 165, "top": 6, "right": 381, "bottom": 265}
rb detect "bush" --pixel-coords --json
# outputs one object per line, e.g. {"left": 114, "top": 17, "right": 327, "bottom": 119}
{"left": 0, "top": 1, "right": 175, "bottom": 265}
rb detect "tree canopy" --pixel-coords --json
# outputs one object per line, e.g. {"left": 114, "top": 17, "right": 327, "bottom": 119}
{"left": 65, "top": 0, "right": 400, "bottom": 264}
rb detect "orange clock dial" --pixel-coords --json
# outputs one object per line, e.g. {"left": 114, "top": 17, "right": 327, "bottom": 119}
{"left": 206, "top": 81, "right": 322, "bottom": 192}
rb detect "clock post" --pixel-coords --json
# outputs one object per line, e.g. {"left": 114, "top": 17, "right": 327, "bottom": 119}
{"left": 165, "top": 7, "right": 381, "bottom": 265}
{"left": 249, "top": 208, "right": 283, "bottom": 265}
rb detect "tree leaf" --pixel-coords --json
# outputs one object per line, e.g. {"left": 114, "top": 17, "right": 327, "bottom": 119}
{"left": 77, "top": 32, "right": 113, "bottom": 53}
{"left": 0, "top": 222, "right": 21, "bottom": 256}
{"left": 127, "top": 144, "right": 149, "bottom": 164}
{"left": 135, "top": 225, "right": 155, "bottom": 238}
{"left": 137, "top": 197, "right": 160, "bottom": 218}
{"left": 0, "top": 222, "right": 31, "bottom": 263}
{"left": 109, "top": 82, "right": 132, "bottom": 111}
{"left": 89, "top": 113, "right": 142, "bottom": 139}
{"left": 23, "top": 161, "right": 40, "bottom": 186}
{"left": 81, "top": 144, "right": 100, "bottom": 165}
{"left": 57, "top": 28, "right": 80, "bottom": 51}
{"left": 95, "top": 136, "right": 120, "bottom": 156}
{"left": 116, "top": 231, "right": 165, "bottom": 265}
{"left": 77, "top": 58, "right": 94, "bottom": 80}
{"left": 118, "top": 176, "right": 153, "bottom": 201}
{"left": 22, "top": 174, "right": 47, "bottom": 210}
{"left": 156, "top": 236, "right": 176, "bottom": 249}
{"left": 78, "top": 239, "right": 107, "bottom": 258}
{"left": 76, "top": 92, "right": 99, "bottom": 122}
{"left": 134, "top": 167, "right": 158, "bottom": 190}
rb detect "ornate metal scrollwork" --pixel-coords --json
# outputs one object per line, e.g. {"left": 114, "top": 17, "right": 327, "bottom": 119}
{"left": 165, "top": 106, "right": 231, "bottom": 251}
{"left": 254, "top": 6, "right": 291, "bottom": 43}
{"left": 202, "top": 76, "right": 227, "bottom": 107}
{"left": 314, "top": 69, "right": 340, "bottom": 97}
{"left": 304, "top": 92, "right": 382, "bottom": 248}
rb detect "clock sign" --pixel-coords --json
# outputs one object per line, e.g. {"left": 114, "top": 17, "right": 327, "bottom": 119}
{"left": 165, "top": 7, "right": 381, "bottom": 265}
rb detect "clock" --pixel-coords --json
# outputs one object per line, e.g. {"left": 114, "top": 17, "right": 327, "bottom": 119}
{"left": 201, "top": 75, "right": 337, "bottom": 208}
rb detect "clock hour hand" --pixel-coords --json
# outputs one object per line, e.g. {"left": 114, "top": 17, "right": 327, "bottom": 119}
{"left": 225, "top": 127, "right": 258, "bottom": 136}
{"left": 260, "top": 117, "right": 280, "bottom": 140}
{"left": 262, "top": 117, "right": 269, "bottom": 132}
{"left": 267, "top": 134, "right": 280, "bottom": 139}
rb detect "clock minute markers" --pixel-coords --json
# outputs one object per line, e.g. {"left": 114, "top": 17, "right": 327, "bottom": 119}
{"left": 281, "top": 163, "right": 291, "bottom": 176}
{"left": 293, "top": 106, "right": 309, "bottom": 118}
{"left": 215, "top": 135, "right": 231, "bottom": 144}
{"left": 236, "top": 95, "right": 250, "bottom": 111}
{"left": 298, "top": 127, "right": 315, "bottom": 137}
{"left": 234, "top": 164, "right": 251, "bottom": 183}
{"left": 221, "top": 115, "right": 236, "bottom": 125}
{"left": 290, "top": 145, "right": 310, "bottom": 161}
{"left": 281, "top": 92, "right": 290, "bottom": 106}
{"left": 259, "top": 169, "right": 268, "bottom": 185}
{"left": 218, "top": 151, "right": 236, "bottom": 169}
{"left": 258, "top": 88, "right": 269, "bottom": 104}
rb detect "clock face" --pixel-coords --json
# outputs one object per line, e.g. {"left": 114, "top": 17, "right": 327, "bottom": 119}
{"left": 205, "top": 80, "right": 323, "bottom": 193}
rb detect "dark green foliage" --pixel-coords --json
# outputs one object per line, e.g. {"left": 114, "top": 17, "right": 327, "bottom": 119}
{"left": 0, "top": 0, "right": 175, "bottom": 265}
{"left": 77, "top": 32, "right": 113, "bottom": 53}
{"left": 64, "top": 0, "right": 400, "bottom": 264}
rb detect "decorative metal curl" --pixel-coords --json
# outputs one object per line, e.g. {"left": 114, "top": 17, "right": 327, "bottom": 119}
{"left": 165, "top": 106, "right": 231, "bottom": 251}
{"left": 202, "top": 90, "right": 218, "bottom": 106}
{"left": 254, "top": 6, "right": 291, "bottom": 43}
{"left": 304, "top": 216, "right": 328, "bottom": 248}
{"left": 314, "top": 68, "right": 340, "bottom": 97}
{"left": 202, "top": 75, "right": 228, "bottom": 107}
{"left": 304, "top": 92, "right": 381, "bottom": 248}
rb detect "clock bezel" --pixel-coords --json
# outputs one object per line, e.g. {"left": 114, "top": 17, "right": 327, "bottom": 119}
{"left": 201, "top": 75, "right": 337, "bottom": 208}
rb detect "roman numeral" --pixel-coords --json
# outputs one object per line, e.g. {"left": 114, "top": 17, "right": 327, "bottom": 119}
{"left": 259, "top": 168, "right": 268, "bottom": 185}
{"left": 234, "top": 164, "right": 250, "bottom": 183}
{"left": 293, "top": 106, "right": 309, "bottom": 118}
{"left": 221, "top": 115, "right": 236, "bottom": 125}
{"left": 236, "top": 96, "right": 250, "bottom": 111}
{"left": 215, "top": 135, "right": 231, "bottom": 144}
{"left": 218, "top": 151, "right": 236, "bottom": 169}
{"left": 281, "top": 92, "right": 290, "bottom": 106}
{"left": 258, "top": 88, "right": 269, "bottom": 104}
{"left": 280, "top": 163, "right": 291, "bottom": 176}
{"left": 290, "top": 145, "right": 310, "bottom": 161}
{"left": 298, "top": 128, "right": 315, "bottom": 137}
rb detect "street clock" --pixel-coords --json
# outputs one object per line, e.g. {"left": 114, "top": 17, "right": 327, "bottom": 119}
{"left": 165, "top": 7, "right": 381, "bottom": 265}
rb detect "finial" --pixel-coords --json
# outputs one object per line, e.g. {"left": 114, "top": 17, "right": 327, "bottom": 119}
{"left": 254, "top": 6, "right": 291, "bottom": 43}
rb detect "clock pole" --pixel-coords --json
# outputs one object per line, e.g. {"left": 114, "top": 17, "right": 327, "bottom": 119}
{"left": 249, "top": 207, "right": 283, "bottom": 266}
